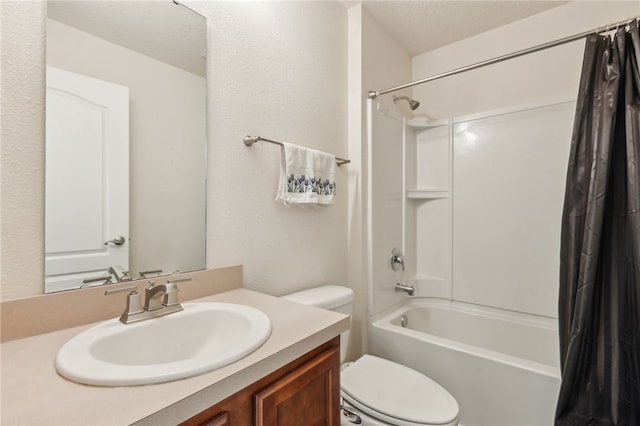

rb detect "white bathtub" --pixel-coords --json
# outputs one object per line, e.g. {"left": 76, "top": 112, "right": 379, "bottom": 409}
{"left": 368, "top": 298, "right": 561, "bottom": 426}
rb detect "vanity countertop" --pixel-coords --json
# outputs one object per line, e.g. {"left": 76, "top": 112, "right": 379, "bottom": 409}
{"left": 0, "top": 288, "right": 349, "bottom": 425}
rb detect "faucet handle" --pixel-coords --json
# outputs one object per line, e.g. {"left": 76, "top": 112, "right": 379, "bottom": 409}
{"left": 83, "top": 275, "right": 113, "bottom": 285}
{"left": 108, "top": 265, "right": 131, "bottom": 282}
{"left": 105, "top": 286, "right": 144, "bottom": 323}
{"left": 138, "top": 269, "right": 164, "bottom": 278}
{"left": 163, "top": 282, "right": 180, "bottom": 307}
{"left": 162, "top": 278, "right": 191, "bottom": 307}
{"left": 104, "top": 285, "right": 138, "bottom": 296}
{"left": 168, "top": 277, "right": 192, "bottom": 284}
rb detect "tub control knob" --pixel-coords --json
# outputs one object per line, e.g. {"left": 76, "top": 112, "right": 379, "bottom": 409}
{"left": 390, "top": 248, "right": 406, "bottom": 271}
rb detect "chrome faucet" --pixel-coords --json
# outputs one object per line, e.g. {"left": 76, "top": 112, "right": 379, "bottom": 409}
{"left": 138, "top": 269, "right": 163, "bottom": 279}
{"left": 144, "top": 281, "right": 182, "bottom": 311}
{"left": 105, "top": 278, "right": 191, "bottom": 324}
{"left": 390, "top": 248, "right": 406, "bottom": 272}
{"left": 108, "top": 265, "right": 131, "bottom": 282}
{"left": 83, "top": 265, "right": 131, "bottom": 287}
{"left": 394, "top": 282, "right": 414, "bottom": 296}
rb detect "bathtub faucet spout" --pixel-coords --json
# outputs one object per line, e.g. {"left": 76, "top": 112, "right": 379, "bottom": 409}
{"left": 394, "top": 282, "right": 414, "bottom": 296}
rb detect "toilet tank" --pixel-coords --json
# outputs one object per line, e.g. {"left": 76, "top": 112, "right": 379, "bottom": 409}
{"left": 281, "top": 285, "right": 354, "bottom": 362}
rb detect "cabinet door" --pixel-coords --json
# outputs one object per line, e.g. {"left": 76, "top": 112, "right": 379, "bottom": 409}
{"left": 255, "top": 345, "right": 340, "bottom": 426}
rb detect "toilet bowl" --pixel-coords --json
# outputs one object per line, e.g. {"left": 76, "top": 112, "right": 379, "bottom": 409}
{"left": 282, "top": 285, "right": 459, "bottom": 426}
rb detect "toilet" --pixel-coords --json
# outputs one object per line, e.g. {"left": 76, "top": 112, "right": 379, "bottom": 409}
{"left": 282, "top": 285, "right": 460, "bottom": 426}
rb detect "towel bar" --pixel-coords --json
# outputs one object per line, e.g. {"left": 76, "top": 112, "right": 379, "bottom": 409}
{"left": 243, "top": 135, "right": 350, "bottom": 166}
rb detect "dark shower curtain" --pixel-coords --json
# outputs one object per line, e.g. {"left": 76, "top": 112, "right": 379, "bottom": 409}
{"left": 556, "top": 20, "right": 640, "bottom": 425}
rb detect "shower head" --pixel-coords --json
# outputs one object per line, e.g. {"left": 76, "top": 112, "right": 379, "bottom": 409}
{"left": 393, "top": 95, "right": 420, "bottom": 111}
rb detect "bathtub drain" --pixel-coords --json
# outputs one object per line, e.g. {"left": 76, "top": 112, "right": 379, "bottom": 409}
{"left": 400, "top": 314, "right": 408, "bottom": 328}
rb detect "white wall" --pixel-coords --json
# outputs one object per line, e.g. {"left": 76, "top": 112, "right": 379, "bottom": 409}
{"left": 1, "top": 1, "right": 349, "bottom": 301}
{"left": 452, "top": 102, "right": 574, "bottom": 317}
{"left": 47, "top": 18, "right": 206, "bottom": 279}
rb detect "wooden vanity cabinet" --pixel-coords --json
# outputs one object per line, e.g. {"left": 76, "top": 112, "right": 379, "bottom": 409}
{"left": 181, "top": 337, "right": 340, "bottom": 426}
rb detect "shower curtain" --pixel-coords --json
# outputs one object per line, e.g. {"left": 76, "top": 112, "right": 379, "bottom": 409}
{"left": 556, "top": 21, "right": 640, "bottom": 425}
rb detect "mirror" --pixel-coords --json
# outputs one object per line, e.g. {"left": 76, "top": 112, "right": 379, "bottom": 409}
{"left": 45, "top": 1, "right": 207, "bottom": 293}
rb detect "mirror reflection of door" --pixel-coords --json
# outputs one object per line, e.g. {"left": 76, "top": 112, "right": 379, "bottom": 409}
{"left": 45, "top": 66, "right": 129, "bottom": 293}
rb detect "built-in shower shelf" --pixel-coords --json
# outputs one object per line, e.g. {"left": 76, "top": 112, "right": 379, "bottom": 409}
{"left": 406, "top": 189, "right": 449, "bottom": 199}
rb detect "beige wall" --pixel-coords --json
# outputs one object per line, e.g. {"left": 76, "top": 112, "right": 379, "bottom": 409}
{"left": 345, "top": 4, "right": 413, "bottom": 355}
{"left": 346, "top": 4, "right": 365, "bottom": 360}
{"left": 1, "top": 0, "right": 47, "bottom": 300}
{"left": 1, "top": 1, "right": 350, "bottom": 301}
{"left": 190, "top": 1, "right": 349, "bottom": 298}
{"left": 361, "top": 5, "right": 413, "bottom": 318}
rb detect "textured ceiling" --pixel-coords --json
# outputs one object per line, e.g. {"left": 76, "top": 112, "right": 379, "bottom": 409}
{"left": 362, "top": 1, "right": 570, "bottom": 56}
{"left": 48, "top": 1, "right": 570, "bottom": 76}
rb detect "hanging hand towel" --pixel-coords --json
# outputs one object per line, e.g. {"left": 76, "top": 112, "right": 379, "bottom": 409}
{"left": 276, "top": 142, "right": 336, "bottom": 206}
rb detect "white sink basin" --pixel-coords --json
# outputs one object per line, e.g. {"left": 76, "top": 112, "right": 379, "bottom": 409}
{"left": 55, "top": 302, "right": 271, "bottom": 386}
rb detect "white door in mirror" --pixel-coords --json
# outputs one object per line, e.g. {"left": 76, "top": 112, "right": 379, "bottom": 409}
{"left": 55, "top": 302, "right": 272, "bottom": 386}
{"left": 45, "top": 66, "right": 129, "bottom": 292}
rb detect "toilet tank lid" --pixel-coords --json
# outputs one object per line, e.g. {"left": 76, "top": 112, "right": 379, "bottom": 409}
{"left": 281, "top": 285, "right": 354, "bottom": 309}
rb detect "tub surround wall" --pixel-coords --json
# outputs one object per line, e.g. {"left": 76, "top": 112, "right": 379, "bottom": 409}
{"left": 388, "top": 1, "right": 640, "bottom": 319}
{"left": 451, "top": 102, "right": 574, "bottom": 317}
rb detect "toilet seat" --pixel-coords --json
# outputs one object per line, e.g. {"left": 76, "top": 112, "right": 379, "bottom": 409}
{"left": 341, "top": 355, "right": 459, "bottom": 426}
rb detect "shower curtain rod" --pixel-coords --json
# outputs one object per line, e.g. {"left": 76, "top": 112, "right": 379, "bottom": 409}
{"left": 368, "top": 16, "right": 640, "bottom": 99}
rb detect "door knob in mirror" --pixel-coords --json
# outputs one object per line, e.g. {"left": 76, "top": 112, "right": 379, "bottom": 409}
{"left": 104, "top": 236, "right": 126, "bottom": 246}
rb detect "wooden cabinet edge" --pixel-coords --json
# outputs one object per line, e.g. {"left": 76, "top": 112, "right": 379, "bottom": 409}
{"left": 180, "top": 336, "right": 340, "bottom": 426}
